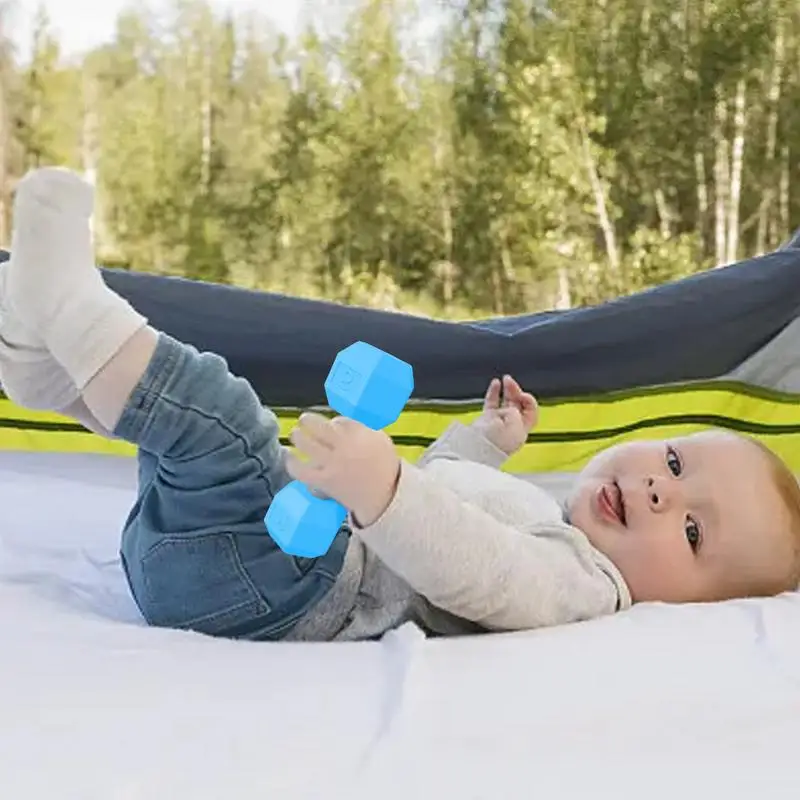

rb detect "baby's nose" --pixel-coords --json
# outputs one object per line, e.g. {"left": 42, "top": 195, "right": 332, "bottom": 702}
{"left": 646, "top": 476, "right": 672, "bottom": 512}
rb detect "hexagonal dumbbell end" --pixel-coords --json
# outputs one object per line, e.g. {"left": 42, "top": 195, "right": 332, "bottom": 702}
{"left": 324, "top": 341, "right": 414, "bottom": 430}
{"left": 265, "top": 481, "right": 348, "bottom": 558}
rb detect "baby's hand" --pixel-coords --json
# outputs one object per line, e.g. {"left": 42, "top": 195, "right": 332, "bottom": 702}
{"left": 473, "top": 375, "right": 538, "bottom": 455}
{"left": 287, "top": 412, "right": 401, "bottom": 528}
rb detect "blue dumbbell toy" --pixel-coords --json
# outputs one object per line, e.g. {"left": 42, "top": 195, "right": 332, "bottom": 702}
{"left": 265, "top": 341, "right": 414, "bottom": 558}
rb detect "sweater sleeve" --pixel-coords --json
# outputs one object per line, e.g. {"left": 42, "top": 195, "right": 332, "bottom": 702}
{"left": 353, "top": 461, "right": 629, "bottom": 631}
{"left": 416, "top": 421, "right": 510, "bottom": 470}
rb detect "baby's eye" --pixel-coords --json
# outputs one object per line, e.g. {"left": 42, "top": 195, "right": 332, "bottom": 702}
{"left": 666, "top": 446, "right": 682, "bottom": 476}
{"left": 685, "top": 516, "right": 702, "bottom": 553}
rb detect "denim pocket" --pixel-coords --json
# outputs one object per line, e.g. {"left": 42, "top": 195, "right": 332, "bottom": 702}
{"left": 139, "top": 533, "right": 271, "bottom": 636}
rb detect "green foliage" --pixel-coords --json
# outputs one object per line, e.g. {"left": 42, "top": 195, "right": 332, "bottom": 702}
{"left": 1, "top": 0, "right": 798, "bottom": 318}
{"left": 622, "top": 229, "right": 710, "bottom": 293}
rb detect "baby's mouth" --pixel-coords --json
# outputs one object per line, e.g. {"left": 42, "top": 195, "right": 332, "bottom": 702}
{"left": 598, "top": 481, "right": 627, "bottom": 526}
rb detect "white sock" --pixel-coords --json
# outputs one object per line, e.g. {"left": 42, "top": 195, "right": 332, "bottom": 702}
{"left": 0, "top": 266, "right": 79, "bottom": 411}
{"left": 7, "top": 167, "right": 148, "bottom": 390}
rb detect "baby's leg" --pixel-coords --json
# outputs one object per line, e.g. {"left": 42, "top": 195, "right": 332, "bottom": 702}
{"left": 6, "top": 168, "right": 349, "bottom": 639}
{"left": 106, "top": 327, "right": 348, "bottom": 640}
{"left": 0, "top": 273, "right": 111, "bottom": 437}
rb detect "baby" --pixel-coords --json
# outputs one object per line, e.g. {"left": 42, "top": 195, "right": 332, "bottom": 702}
{"left": 2, "top": 167, "right": 800, "bottom": 644}
{"left": 283, "top": 375, "right": 800, "bottom": 639}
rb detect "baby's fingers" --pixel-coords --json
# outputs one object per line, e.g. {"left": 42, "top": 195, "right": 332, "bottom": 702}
{"left": 286, "top": 453, "right": 330, "bottom": 500}
{"left": 289, "top": 424, "right": 332, "bottom": 465}
{"left": 499, "top": 375, "right": 524, "bottom": 405}
{"left": 297, "top": 412, "right": 340, "bottom": 447}
{"left": 285, "top": 451, "right": 324, "bottom": 486}
{"left": 484, "top": 377, "right": 502, "bottom": 409}
{"left": 519, "top": 393, "right": 539, "bottom": 426}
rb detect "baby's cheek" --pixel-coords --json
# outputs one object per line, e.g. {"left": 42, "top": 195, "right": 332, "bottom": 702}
{"left": 623, "top": 537, "right": 693, "bottom": 602}
{"left": 581, "top": 444, "right": 627, "bottom": 478}
{"left": 566, "top": 477, "right": 600, "bottom": 519}
{"left": 565, "top": 491, "right": 600, "bottom": 543}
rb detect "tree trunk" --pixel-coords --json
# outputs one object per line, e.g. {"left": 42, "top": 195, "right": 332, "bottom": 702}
{"left": 432, "top": 124, "right": 456, "bottom": 308}
{"left": 555, "top": 265, "right": 571, "bottom": 310}
{"left": 491, "top": 262, "right": 504, "bottom": 315}
{"left": 654, "top": 188, "right": 671, "bottom": 237}
{"left": 778, "top": 143, "right": 790, "bottom": 241}
{"left": 690, "top": 0, "right": 709, "bottom": 255}
{"left": 713, "top": 89, "right": 729, "bottom": 266}
{"left": 756, "top": 21, "right": 785, "bottom": 255}
{"left": 694, "top": 150, "right": 708, "bottom": 253}
{"left": 725, "top": 78, "right": 746, "bottom": 264}
{"left": 200, "top": 45, "right": 213, "bottom": 195}
{"left": 440, "top": 196, "right": 454, "bottom": 307}
{"left": 499, "top": 225, "right": 516, "bottom": 283}
{"left": 580, "top": 123, "right": 620, "bottom": 273}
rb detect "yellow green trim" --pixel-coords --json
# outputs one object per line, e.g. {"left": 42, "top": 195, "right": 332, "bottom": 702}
{"left": 2, "top": 380, "right": 800, "bottom": 472}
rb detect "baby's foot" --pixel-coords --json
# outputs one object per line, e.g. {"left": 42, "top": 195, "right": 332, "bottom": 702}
{"left": 6, "top": 167, "right": 96, "bottom": 329}
{"left": 7, "top": 167, "right": 146, "bottom": 390}
{"left": 0, "top": 263, "right": 79, "bottom": 410}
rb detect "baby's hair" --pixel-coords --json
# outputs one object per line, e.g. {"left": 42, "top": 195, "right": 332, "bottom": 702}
{"left": 748, "top": 438, "right": 800, "bottom": 594}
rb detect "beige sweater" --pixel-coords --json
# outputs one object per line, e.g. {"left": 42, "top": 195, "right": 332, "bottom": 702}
{"left": 286, "top": 421, "right": 632, "bottom": 642}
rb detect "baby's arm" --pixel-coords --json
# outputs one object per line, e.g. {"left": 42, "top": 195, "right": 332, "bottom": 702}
{"left": 417, "top": 420, "right": 509, "bottom": 469}
{"left": 354, "top": 461, "right": 628, "bottom": 630}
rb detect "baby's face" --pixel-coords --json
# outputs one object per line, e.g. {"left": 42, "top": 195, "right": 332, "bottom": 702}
{"left": 566, "top": 431, "right": 793, "bottom": 603}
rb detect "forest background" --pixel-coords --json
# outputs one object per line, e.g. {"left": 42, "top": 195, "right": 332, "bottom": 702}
{"left": 1, "top": 0, "right": 797, "bottom": 319}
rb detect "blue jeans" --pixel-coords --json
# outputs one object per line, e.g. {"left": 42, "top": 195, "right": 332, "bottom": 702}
{"left": 116, "top": 332, "right": 349, "bottom": 640}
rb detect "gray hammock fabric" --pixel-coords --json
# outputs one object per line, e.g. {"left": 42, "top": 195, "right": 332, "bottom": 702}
{"left": 2, "top": 239, "right": 800, "bottom": 407}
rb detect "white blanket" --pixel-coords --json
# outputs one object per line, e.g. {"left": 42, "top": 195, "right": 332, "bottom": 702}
{"left": 1, "top": 452, "right": 799, "bottom": 799}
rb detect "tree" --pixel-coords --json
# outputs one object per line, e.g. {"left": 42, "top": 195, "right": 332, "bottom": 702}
{"left": 3, "top": 0, "right": 798, "bottom": 318}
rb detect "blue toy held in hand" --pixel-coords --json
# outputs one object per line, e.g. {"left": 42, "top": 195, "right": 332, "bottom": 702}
{"left": 265, "top": 341, "right": 414, "bottom": 558}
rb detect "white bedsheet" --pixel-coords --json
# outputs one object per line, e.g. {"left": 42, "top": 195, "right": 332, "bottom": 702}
{"left": 1, "top": 451, "right": 800, "bottom": 799}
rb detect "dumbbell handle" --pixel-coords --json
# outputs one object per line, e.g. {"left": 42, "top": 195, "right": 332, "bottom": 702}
{"left": 265, "top": 340, "right": 413, "bottom": 558}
